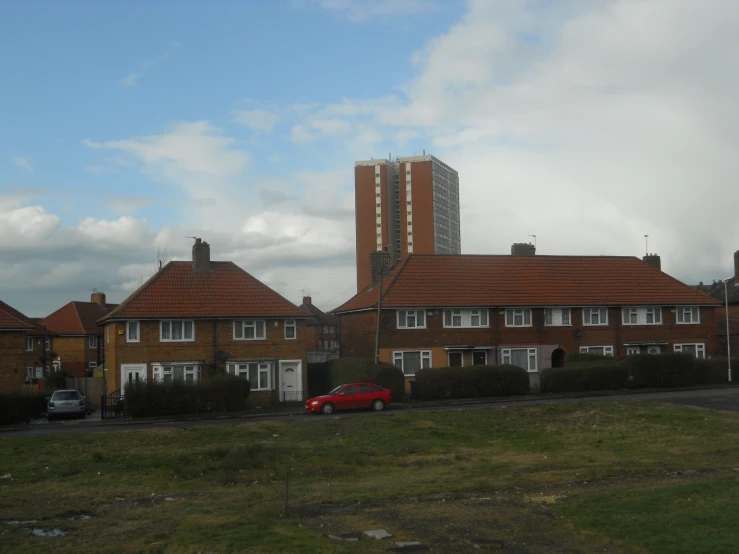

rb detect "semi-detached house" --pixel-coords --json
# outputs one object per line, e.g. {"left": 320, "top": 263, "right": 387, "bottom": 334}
{"left": 334, "top": 252, "right": 720, "bottom": 384}
{"left": 98, "top": 239, "right": 311, "bottom": 404}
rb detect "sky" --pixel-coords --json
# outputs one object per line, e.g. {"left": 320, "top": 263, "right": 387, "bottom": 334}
{"left": 1, "top": 0, "right": 739, "bottom": 317}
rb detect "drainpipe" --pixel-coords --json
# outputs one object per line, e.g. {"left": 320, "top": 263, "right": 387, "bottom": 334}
{"left": 726, "top": 281, "right": 732, "bottom": 382}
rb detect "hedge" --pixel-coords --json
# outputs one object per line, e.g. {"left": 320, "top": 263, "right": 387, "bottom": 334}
{"left": 125, "top": 375, "right": 250, "bottom": 418}
{"left": 414, "top": 365, "right": 530, "bottom": 400}
{"left": 307, "top": 358, "right": 405, "bottom": 402}
{"left": 695, "top": 358, "right": 738, "bottom": 385}
{"left": 541, "top": 359, "right": 630, "bottom": 393}
{"left": 0, "top": 392, "right": 48, "bottom": 425}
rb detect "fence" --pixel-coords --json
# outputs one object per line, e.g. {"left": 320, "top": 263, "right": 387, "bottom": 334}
{"left": 66, "top": 377, "right": 106, "bottom": 410}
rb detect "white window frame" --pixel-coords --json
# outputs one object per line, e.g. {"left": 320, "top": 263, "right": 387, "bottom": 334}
{"left": 676, "top": 307, "right": 700, "bottom": 324}
{"left": 579, "top": 345, "right": 615, "bottom": 357}
{"left": 160, "top": 320, "right": 195, "bottom": 342}
{"left": 397, "top": 310, "right": 426, "bottom": 329}
{"left": 88, "top": 361, "right": 98, "bottom": 371}
{"left": 621, "top": 307, "right": 662, "bottom": 326}
{"left": 89, "top": 335, "right": 98, "bottom": 349}
{"left": 543, "top": 308, "right": 571, "bottom": 327}
{"left": 45, "top": 337, "right": 50, "bottom": 351}
{"left": 227, "top": 362, "right": 274, "bottom": 391}
{"left": 126, "top": 321, "right": 140, "bottom": 343}
{"left": 501, "top": 348, "right": 538, "bottom": 372}
{"left": 674, "top": 343, "right": 706, "bottom": 359}
{"left": 106, "top": 325, "right": 109, "bottom": 344}
{"left": 392, "top": 350, "right": 432, "bottom": 376}
{"left": 284, "top": 319, "right": 296, "bottom": 340}
{"left": 25, "top": 337, "right": 33, "bottom": 351}
{"left": 233, "top": 320, "right": 266, "bottom": 341}
{"left": 505, "top": 309, "right": 532, "bottom": 328}
{"left": 583, "top": 308, "right": 609, "bottom": 326}
{"left": 152, "top": 363, "right": 202, "bottom": 384}
{"left": 443, "top": 309, "right": 489, "bottom": 328}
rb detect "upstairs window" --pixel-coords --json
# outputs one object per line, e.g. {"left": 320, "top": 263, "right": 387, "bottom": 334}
{"left": 443, "top": 309, "right": 489, "bottom": 328}
{"left": 88, "top": 336, "right": 98, "bottom": 349}
{"left": 676, "top": 307, "right": 700, "bottom": 324}
{"left": 153, "top": 364, "right": 202, "bottom": 384}
{"left": 234, "top": 320, "right": 266, "bottom": 340}
{"left": 284, "top": 320, "right": 296, "bottom": 340}
{"left": 397, "top": 310, "right": 426, "bottom": 329}
{"left": 622, "top": 307, "right": 662, "bottom": 325}
{"left": 160, "top": 320, "right": 194, "bottom": 342}
{"left": 505, "top": 309, "right": 532, "bottom": 327}
{"left": 544, "top": 308, "right": 571, "bottom": 326}
{"left": 583, "top": 308, "right": 608, "bottom": 326}
{"left": 127, "top": 321, "right": 140, "bottom": 343}
{"left": 26, "top": 337, "right": 33, "bottom": 351}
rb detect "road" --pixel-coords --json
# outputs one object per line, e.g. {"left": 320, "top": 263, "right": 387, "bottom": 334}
{"left": 2, "top": 386, "right": 738, "bottom": 438}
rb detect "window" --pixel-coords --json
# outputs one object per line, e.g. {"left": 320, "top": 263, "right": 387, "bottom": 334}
{"left": 676, "top": 307, "right": 700, "bottom": 324}
{"left": 359, "top": 384, "right": 373, "bottom": 393}
{"left": 153, "top": 364, "right": 202, "bottom": 384}
{"left": 127, "top": 321, "right": 140, "bottom": 342}
{"left": 443, "top": 309, "right": 489, "bottom": 328}
{"left": 25, "top": 337, "right": 33, "bottom": 351}
{"left": 376, "top": 193, "right": 381, "bottom": 197}
{"left": 579, "top": 346, "right": 614, "bottom": 357}
{"left": 89, "top": 336, "right": 98, "bottom": 349}
{"left": 505, "top": 309, "right": 532, "bottom": 327}
{"left": 234, "top": 320, "right": 266, "bottom": 340}
{"left": 622, "top": 307, "right": 662, "bottom": 325}
{"left": 544, "top": 308, "right": 571, "bottom": 326}
{"left": 407, "top": 201, "right": 412, "bottom": 205}
{"left": 227, "top": 362, "right": 273, "bottom": 390}
{"left": 88, "top": 362, "right": 98, "bottom": 371}
{"left": 397, "top": 310, "right": 426, "bottom": 329}
{"left": 501, "top": 348, "right": 538, "bottom": 372}
{"left": 376, "top": 203, "right": 381, "bottom": 208}
{"left": 674, "top": 343, "right": 706, "bottom": 358}
{"left": 45, "top": 337, "right": 50, "bottom": 351}
{"left": 284, "top": 320, "right": 296, "bottom": 340}
{"left": 583, "top": 308, "right": 608, "bottom": 326}
{"left": 377, "top": 224, "right": 382, "bottom": 228}
{"left": 392, "top": 351, "right": 431, "bottom": 376}
{"left": 160, "top": 320, "right": 194, "bottom": 342}
{"left": 376, "top": 172, "right": 380, "bottom": 177}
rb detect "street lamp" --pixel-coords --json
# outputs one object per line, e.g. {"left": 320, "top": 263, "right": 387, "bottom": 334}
{"left": 726, "top": 280, "right": 732, "bottom": 382}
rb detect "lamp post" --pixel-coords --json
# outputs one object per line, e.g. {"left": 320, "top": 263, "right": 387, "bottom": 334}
{"left": 726, "top": 280, "right": 732, "bottom": 382}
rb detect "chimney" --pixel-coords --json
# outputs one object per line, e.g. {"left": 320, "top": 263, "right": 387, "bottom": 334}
{"left": 734, "top": 250, "right": 739, "bottom": 281}
{"left": 192, "top": 238, "right": 212, "bottom": 272}
{"left": 643, "top": 253, "right": 661, "bottom": 271}
{"left": 511, "top": 243, "right": 536, "bottom": 256}
{"left": 91, "top": 291, "right": 106, "bottom": 307}
{"left": 370, "top": 250, "right": 392, "bottom": 286}
{"left": 303, "top": 296, "right": 312, "bottom": 305}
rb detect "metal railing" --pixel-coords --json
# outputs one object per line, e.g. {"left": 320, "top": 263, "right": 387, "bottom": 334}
{"left": 101, "top": 390, "right": 125, "bottom": 419}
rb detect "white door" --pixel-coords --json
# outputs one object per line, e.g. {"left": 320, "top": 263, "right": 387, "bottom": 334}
{"left": 647, "top": 346, "right": 661, "bottom": 354}
{"left": 626, "top": 347, "right": 640, "bottom": 355}
{"left": 121, "top": 364, "right": 147, "bottom": 394}
{"left": 279, "top": 360, "right": 302, "bottom": 402}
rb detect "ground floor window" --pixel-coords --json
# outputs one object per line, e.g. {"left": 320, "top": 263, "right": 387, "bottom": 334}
{"left": 393, "top": 351, "right": 431, "bottom": 376}
{"left": 152, "top": 364, "right": 202, "bottom": 384}
{"left": 579, "top": 346, "right": 614, "bottom": 357}
{"left": 227, "top": 362, "right": 274, "bottom": 391}
{"left": 501, "top": 348, "right": 538, "bottom": 372}
{"left": 674, "top": 343, "right": 706, "bottom": 359}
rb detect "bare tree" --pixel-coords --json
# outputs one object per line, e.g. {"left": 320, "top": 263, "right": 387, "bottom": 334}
{"left": 155, "top": 245, "right": 171, "bottom": 272}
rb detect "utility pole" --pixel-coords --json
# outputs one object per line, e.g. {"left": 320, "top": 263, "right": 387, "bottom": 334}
{"left": 374, "top": 272, "right": 386, "bottom": 365}
{"left": 726, "top": 280, "right": 732, "bottom": 382}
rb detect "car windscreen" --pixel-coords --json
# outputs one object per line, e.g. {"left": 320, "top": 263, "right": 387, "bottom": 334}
{"left": 53, "top": 391, "right": 81, "bottom": 401}
{"left": 328, "top": 385, "right": 344, "bottom": 395}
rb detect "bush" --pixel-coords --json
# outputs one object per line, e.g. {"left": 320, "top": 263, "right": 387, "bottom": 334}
{"left": 307, "top": 358, "right": 405, "bottom": 401}
{"left": 0, "top": 392, "right": 48, "bottom": 425}
{"left": 45, "top": 370, "right": 71, "bottom": 390}
{"left": 542, "top": 359, "right": 630, "bottom": 393}
{"left": 125, "top": 375, "right": 250, "bottom": 418}
{"left": 695, "top": 358, "right": 739, "bottom": 385}
{"left": 414, "top": 365, "right": 530, "bottom": 400}
{"left": 626, "top": 354, "right": 698, "bottom": 388}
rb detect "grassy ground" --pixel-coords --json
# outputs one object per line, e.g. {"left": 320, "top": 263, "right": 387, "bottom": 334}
{"left": 1, "top": 401, "right": 738, "bottom": 553}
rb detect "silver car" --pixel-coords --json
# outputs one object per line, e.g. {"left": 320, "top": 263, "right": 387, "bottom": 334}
{"left": 47, "top": 390, "right": 86, "bottom": 421}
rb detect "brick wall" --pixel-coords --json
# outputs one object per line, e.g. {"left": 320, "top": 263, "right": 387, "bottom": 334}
{"left": 53, "top": 336, "right": 104, "bottom": 378}
{"left": 716, "top": 304, "right": 739, "bottom": 357}
{"left": 339, "top": 310, "right": 377, "bottom": 359}
{"left": 0, "top": 332, "right": 53, "bottom": 391}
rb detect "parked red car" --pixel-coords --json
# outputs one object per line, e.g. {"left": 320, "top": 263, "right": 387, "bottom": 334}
{"left": 305, "top": 383, "right": 392, "bottom": 414}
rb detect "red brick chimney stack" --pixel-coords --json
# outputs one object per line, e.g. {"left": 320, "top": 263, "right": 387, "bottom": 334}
{"left": 303, "top": 296, "right": 312, "bottom": 305}
{"left": 192, "top": 238, "right": 212, "bottom": 272}
{"left": 91, "top": 291, "right": 106, "bottom": 306}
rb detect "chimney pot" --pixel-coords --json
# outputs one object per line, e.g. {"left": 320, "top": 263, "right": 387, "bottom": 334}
{"left": 192, "top": 239, "right": 212, "bottom": 272}
{"left": 643, "top": 253, "right": 661, "bottom": 271}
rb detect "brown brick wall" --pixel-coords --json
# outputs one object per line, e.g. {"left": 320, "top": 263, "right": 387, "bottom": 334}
{"left": 0, "top": 332, "right": 53, "bottom": 391}
{"left": 306, "top": 323, "right": 339, "bottom": 351}
{"left": 355, "top": 164, "right": 383, "bottom": 292}
{"left": 716, "top": 304, "right": 739, "bottom": 357}
{"left": 104, "top": 319, "right": 309, "bottom": 399}
{"left": 409, "top": 160, "right": 435, "bottom": 254}
{"left": 53, "top": 335, "right": 104, "bottom": 377}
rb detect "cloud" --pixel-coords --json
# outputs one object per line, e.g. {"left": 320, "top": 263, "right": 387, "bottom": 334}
{"left": 118, "top": 72, "right": 141, "bottom": 87}
{"left": 118, "top": 43, "right": 178, "bottom": 87}
{"left": 309, "top": 0, "right": 438, "bottom": 22}
{"left": 105, "top": 196, "right": 153, "bottom": 215}
{"left": 232, "top": 109, "right": 281, "bottom": 132}
{"left": 13, "top": 156, "right": 33, "bottom": 173}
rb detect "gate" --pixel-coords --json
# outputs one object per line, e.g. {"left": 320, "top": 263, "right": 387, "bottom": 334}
{"left": 101, "top": 390, "right": 125, "bottom": 419}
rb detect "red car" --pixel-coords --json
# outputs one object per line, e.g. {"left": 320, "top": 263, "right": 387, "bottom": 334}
{"left": 305, "top": 383, "right": 392, "bottom": 414}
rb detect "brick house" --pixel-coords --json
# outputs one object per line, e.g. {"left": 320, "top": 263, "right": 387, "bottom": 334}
{"left": 334, "top": 252, "right": 720, "bottom": 385}
{"left": 41, "top": 292, "right": 117, "bottom": 377}
{"left": 694, "top": 250, "right": 739, "bottom": 358}
{"left": 0, "top": 300, "right": 56, "bottom": 391}
{"left": 299, "top": 296, "right": 340, "bottom": 361}
{"left": 98, "top": 239, "right": 311, "bottom": 404}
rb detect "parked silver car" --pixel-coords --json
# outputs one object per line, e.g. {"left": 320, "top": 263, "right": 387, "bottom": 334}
{"left": 47, "top": 390, "right": 86, "bottom": 421}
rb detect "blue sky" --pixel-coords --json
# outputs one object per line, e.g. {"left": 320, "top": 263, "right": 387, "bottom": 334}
{"left": 1, "top": 0, "right": 739, "bottom": 316}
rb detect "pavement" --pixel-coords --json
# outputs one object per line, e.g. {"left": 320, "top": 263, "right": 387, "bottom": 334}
{"left": 2, "top": 384, "right": 739, "bottom": 438}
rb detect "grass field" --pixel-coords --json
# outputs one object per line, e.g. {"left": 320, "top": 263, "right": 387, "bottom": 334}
{"left": 1, "top": 401, "right": 738, "bottom": 553}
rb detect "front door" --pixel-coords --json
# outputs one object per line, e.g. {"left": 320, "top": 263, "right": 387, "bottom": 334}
{"left": 472, "top": 351, "right": 487, "bottom": 366}
{"left": 449, "top": 352, "right": 463, "bottom": 367}
{"left": 121, "top": 364, "right": 147, "bottom": 395}
{"left": 626, "top": 347, "right": 640, "bottom": 356}
{"left": 279, "top": 360, "right": 302, "bottom": 402}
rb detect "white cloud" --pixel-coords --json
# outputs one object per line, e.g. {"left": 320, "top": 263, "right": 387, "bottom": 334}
{"left": 118, "top": 72, "right": 141, "bottom": 87}
{"left": 105, "top": 196, "right": 153, "bottom": 215}
{"left": 233, "top": 109, "right": 281, "bottom": 132}
{"left": 13, "top": 156, "right": 33, "bottom": 173}
{"left": 268, "top": 154, "right": 281, "bottom": 163}
{"left": 118, "top": 43, "right": 178, "bottom": 87}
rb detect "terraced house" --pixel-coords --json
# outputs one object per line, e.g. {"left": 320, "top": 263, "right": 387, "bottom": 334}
{"left": 98, "top": 239, "right": 311, "bottom": 404}
{"left": 334, "top": 250, "right": 720, "bottom": 383}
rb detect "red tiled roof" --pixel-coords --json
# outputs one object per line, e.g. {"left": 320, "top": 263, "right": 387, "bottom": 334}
{"left": 100, "top": 261, "right": 308, "bottom": 321}
{"left": 42, "top": 301, "right": 118, "bottom": 336}
{"left": 0, "top": 300, "right": 36, "bottom": 331}
{"left": 333, "top": 255, "right": 721, "bottom": 312}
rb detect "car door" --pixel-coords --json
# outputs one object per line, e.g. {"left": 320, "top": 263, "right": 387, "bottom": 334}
{"left": 338, "top": 385, "right": 358, "bottom": 410}
{"left": 356, "top": 384, "right": 374, "bottom": 408}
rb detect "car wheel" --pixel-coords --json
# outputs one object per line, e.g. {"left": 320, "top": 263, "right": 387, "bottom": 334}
{"left": 320, "top": 403, "right": 334, "bottom": 415}
{"left": 372, "top": 399, "right": 385, "bottom": 411}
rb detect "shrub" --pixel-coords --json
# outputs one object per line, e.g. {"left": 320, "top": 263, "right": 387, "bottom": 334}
{"left": 414, "top": 365, "right": 530, "bottom": 400}
{"left": 45, "top": 370, "right": 71, "bottom": 390}
{"left": 694, "top": 358, "right": 739, "bottom": 385}
{"left": 308, "top": 358, "right": 405, "bottom": 401}
{"left": 626, "top": 354, "right": 698, "bottom": 388}
{"left": 0, "top": 392, "right": 48, "bottom": 425}
{"left": 124, "top": 375, "right": 250, "bottom": 418}
{"left": 566, "top": 352, "right": 619, "bottom": 364}
{"left": 541, "top": 359, "right": 630, "bottom": 393}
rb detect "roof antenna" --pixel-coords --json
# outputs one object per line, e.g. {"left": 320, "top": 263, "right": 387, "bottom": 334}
{"left": 644, "top": 234, "right": 649, "bottom": 255}
{"left": 528, "top": 234, "right": 537, "bottom": 249}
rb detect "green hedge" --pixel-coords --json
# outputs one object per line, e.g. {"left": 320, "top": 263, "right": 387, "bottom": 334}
{"left": 0, "top": 392, "right": 48, "bottom": 425}
{"left": 307, "top": 358, "right": 405, "bottom": 402}
{"left": 414, "top": 365, "right": 530, "bottom": 400}
{"left": 125, "top": 375, "right": 250, "bottom": 418}
{"left": 627, "top": 353, "right": 697, "bottom": 388}
{"left": 541, "top": 359, "right": 630, "bottom": 393}
{"left": 695, "top": 358, "right": 738, "bottom": 385}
